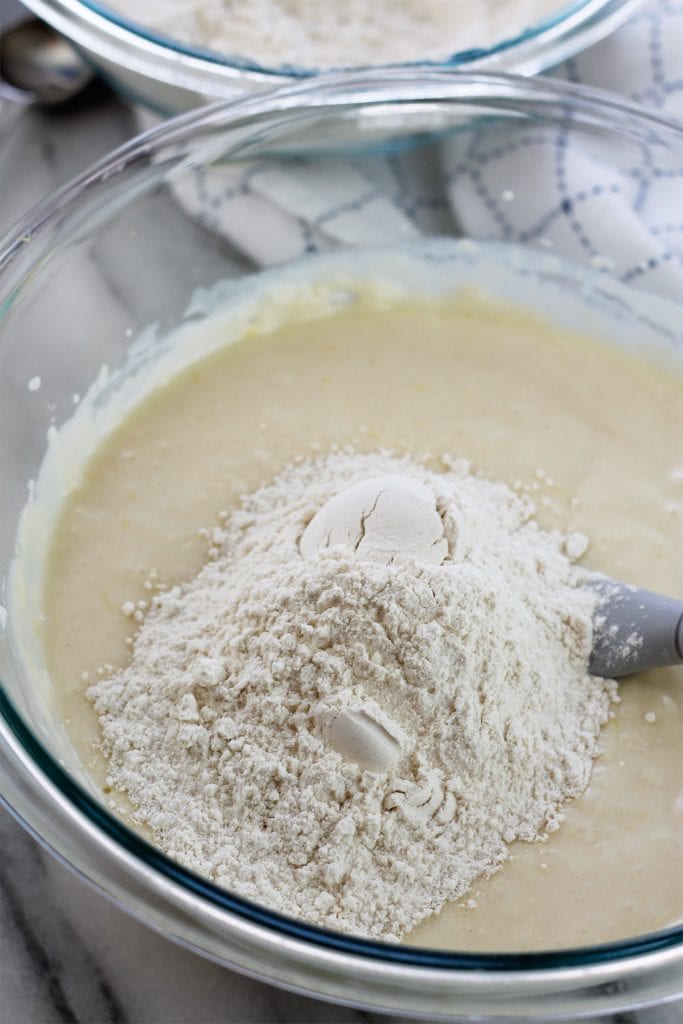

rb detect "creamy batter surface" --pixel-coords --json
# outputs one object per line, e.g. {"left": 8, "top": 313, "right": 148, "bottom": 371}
{"left": 40, "top": 285, "right": 683, "bottom": 951}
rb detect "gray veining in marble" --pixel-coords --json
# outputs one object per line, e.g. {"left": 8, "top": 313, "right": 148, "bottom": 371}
{"left": 1, "top": 64, "right": 682, "bottom": 1024}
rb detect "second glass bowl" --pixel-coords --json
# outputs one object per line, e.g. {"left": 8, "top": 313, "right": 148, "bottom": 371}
{"left": 23, "top": 0, "right": 645, "bottom": 113}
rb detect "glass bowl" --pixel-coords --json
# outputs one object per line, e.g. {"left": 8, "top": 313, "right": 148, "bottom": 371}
{"left": 22, "top": 0, "right": 645, "bottom": 113}
{"left": 1, "top": 71, "right": 682, "bottom": 1021}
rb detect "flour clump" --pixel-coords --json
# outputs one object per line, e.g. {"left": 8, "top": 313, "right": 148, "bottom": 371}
{"left": 89, "top": 451, "right": 616, "bottom": 941}
{"left": 300, "top": 474, "right": 448, "bottom": 565}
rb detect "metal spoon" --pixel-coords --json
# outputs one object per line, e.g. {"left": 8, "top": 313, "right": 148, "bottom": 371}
{"left": 588, "top": 577, "right": 683, "bottom": 678}
{"left": 0, "top": 16, "right": 94, "bottom": 105}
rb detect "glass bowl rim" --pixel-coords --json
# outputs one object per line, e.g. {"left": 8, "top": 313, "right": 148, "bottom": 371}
{"left": 1, "top": 68, "right": 682, "bottom": 975}
{"left": 2, "top": 67, "right": 683, "bottom": 258}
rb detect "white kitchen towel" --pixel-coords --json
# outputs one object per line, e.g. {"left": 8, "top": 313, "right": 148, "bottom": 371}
{"left": 441, "top": 0, "right": 683, "bottom": 297}
{"left": 144, "top": 0, "right": 683, "bottom": 298}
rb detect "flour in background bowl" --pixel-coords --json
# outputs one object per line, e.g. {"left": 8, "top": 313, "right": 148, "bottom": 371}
{"left": 106, "top": 0, "right": 566, "bottom": 68}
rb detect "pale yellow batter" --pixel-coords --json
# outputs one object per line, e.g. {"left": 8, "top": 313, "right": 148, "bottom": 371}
{"left": 39, "top": 282, "right": 683, "bottom": 951}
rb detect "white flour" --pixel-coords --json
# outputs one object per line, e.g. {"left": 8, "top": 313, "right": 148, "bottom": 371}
{"left": 107, "top": 0, "right": 563, "bottom": 68}
{"left": 89, "top": 451, "right": 616, "bottom": 940}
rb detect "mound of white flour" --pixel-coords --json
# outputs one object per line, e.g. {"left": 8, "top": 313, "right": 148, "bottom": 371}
{"left": 89, "top": 452, "right": 616, "bottom": 940}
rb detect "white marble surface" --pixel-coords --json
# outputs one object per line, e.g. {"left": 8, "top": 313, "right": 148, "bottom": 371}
{"left": 1, "top": 59, "right": 683, "bottom": 1024}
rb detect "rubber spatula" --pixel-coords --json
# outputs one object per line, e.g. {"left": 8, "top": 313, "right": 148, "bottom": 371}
{"left": 588, "top": 577, "right": 683, "bottom": 678}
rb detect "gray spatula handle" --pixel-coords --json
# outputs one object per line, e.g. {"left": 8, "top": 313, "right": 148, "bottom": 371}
{"left": 588, "top": 576, "right": 683, "bottom": 678}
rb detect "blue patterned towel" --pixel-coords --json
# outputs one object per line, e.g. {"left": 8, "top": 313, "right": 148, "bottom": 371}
{"left": 150, "top": 0, "right": 683, "bottom": 299}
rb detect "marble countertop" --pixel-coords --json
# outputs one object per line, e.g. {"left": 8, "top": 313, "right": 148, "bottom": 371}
{"left": 1, "top": 63, "right": 682, "bottom": 1024}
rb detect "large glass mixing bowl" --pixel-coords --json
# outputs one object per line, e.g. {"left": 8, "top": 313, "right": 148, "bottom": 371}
{"left": 1, "top": 72, "right": 682, "bottom": 1021}
{"left": 22, "top": 0, "right": 645, "bottom": 113}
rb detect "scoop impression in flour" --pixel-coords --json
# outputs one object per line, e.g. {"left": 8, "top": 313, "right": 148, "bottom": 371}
{"left": 300, "top": 474, "right": 448, "bottom": 565}
{"left": 313, "top": 694, "right": 406, "bottom": 772}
